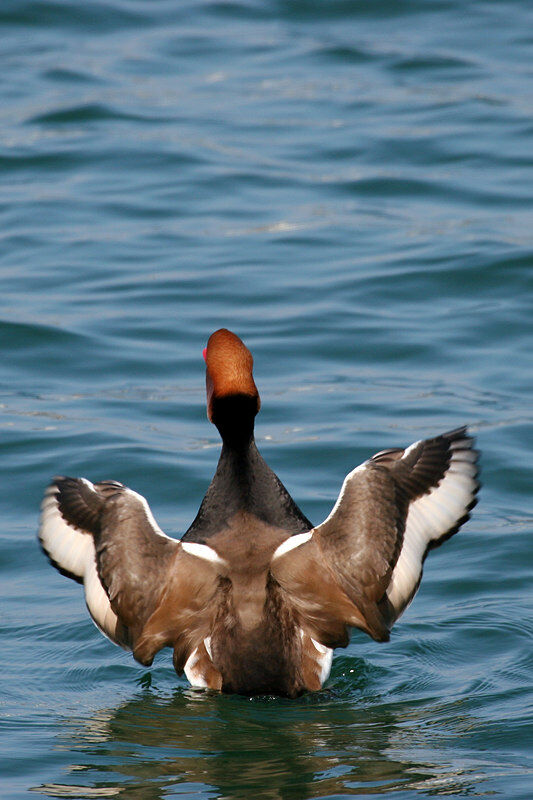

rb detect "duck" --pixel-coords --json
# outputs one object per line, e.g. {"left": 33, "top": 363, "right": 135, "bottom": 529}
{"left": 39, "top": 328, "right": 479, "bottom": 697}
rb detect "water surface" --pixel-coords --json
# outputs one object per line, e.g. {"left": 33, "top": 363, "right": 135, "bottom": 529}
{"left": 1, "top": 1, "right": 532, "bottom": 798}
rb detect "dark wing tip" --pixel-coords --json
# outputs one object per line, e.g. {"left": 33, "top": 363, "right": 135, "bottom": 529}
{"left": 38, "top": 541, "right": 85, "bottom": 585}
{"left": 443, "top": 425, "right": 480, "bottom": 458}
{"left": 422, "top": 427, "right": 481, "bottom": 553}
{"left": 51, "top": 476, "right": 104, "bottom": 535}
{"left": 39, "top": 477, "right": 89, "bottom": 584}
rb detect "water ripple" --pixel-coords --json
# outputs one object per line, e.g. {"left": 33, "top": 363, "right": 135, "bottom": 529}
{"left": 1, "top": 0, "right": 532, "bottom": 798}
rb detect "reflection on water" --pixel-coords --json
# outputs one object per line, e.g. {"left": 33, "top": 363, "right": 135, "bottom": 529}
{"left": 32, "top": 672, "right": 486, "bottom": 800}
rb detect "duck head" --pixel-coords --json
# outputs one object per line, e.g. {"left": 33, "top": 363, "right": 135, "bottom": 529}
{"left": 203, "top": 329, "right": 260, "bottom": 448}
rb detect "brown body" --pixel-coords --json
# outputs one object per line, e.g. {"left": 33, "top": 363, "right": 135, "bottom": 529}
{"left": 39, "top": 329, "right": 480, "bottom": 697}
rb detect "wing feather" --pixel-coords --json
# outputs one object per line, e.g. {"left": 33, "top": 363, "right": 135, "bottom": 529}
{"left": 39, "top": 477, "right": 223, "bottom": 668}
{"left": 272, "top": 427, "right": 479, "bottom": 644}
{"left": 39, "top": 478, "right": 130, "bottom": 647}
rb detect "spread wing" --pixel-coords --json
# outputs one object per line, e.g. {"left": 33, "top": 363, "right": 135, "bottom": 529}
{"left": 271, "top": 427, "right": 479, "bottom": 646}
{"left": 39, "top": 478, "right": 224, "bottom": 670}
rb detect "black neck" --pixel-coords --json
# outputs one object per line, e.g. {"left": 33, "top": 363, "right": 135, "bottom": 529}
{"left": 210, "top": 394, "right": 257, "bottom": 451}
{"left": 183, "top": 398, "right": 312, "bottom": 542}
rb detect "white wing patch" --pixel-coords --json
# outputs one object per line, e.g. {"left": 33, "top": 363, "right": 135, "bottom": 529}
{"left": 39, "top": 481, "right": 128, "bottom": 649}
{"left": 386, "top": 439, "right": 478, "bottom": 615}
{"left": 272, "top": 531, "right": 313, "bottom": 560}
{"left": 83, "top": 552, "right": 126, "bottom": 648}
{"left": 39, "top": 485, "right": 94, "bottom": 579}
{"left": 180, "top": 541, "right": 226, "bottom": 565}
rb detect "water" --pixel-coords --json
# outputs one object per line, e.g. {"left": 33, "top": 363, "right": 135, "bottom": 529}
{"left": 1, "top": 0, "right": 532, "bottom": 797}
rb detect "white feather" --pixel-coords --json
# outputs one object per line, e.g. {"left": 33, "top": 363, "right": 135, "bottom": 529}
{"left": 84, "top": 552, "right": 126, "bottom": 647}
{"left": 180, "top": 541, "right": 226, "bottom": 564}
{"left": 402, "top": 440, "right": 421, "bottom": 460}
{"left": 300, "top": 631, "right": 333, "bottom": 686}
{"left": 39, "top": 481, "right": 127, "bottom": 649}
{"left": 39, "top": 487, "right": 94, "bottom": 578}
{"left": 125, "top": 489, "right": 175, "bottom": 541}
{"left": 272, "top": 531, "right": 312, "bottom": 560}
{"left": 184, "top": 647, "right": 208, "bottom": 688}
{"left": 386, "top": 452, "right": 477, "bottom": 614}
{"left": 318, "top": 461, "right": 368, "bottom": 528}
{"left": 315, "top": 644, "right": 333, "bottom": 686}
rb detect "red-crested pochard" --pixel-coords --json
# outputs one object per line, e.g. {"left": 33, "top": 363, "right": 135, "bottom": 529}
{"left": 39, "top": 329, "right": 479, "bottom": 697}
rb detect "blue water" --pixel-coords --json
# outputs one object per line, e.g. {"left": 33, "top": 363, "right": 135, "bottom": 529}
{"left": 1, "top": 1, "right": 532, "bottom": 797}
